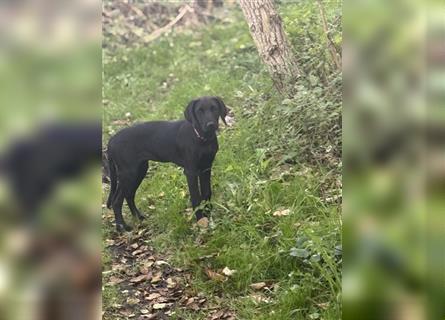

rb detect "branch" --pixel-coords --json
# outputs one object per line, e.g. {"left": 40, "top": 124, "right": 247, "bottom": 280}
{"left": 142, "top": 5, "right": 194, "bottom": 44}
{"left": 316, "top": 0, "right": 341, "bottom": 70}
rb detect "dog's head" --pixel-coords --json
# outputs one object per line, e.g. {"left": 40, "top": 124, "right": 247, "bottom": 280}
{"left": 184, "top": 96, "right": 229, "bottom": 133}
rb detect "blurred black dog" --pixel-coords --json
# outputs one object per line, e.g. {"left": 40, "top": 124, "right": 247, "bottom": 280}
{"left": 1, "top": 122, "right": 101, "bottom": 218}
{"left": 106, "top": 96, "right": 228, "bottom": 232}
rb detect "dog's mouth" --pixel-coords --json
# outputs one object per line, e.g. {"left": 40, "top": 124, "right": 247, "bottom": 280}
{"left": 204, "top": 122, "right": 217, "bottom": 132}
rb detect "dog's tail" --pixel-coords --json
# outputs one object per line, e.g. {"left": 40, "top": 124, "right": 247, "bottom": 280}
{"left": 106, "top": 153, "right": 118, "bottom": 209}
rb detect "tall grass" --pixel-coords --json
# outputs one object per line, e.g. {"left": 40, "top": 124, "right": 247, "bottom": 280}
{"left": 103, "top": 2, "right": 341, "bottom": 319}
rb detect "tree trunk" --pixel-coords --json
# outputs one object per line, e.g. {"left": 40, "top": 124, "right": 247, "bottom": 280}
{"left": 238, "top": 0, "right": 299, "bottom": 93}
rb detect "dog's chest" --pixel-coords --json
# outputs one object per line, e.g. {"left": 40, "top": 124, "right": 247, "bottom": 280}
{"left": 195, "top": 143, "right": 217, "bottom": 166}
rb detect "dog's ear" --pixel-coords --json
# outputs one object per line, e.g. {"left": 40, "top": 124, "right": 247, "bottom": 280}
{"left": 184, "top": 99, "right": 198, "bottom": 126}
{"left": 213, "top": 96, "right": 229, "bottom": 125}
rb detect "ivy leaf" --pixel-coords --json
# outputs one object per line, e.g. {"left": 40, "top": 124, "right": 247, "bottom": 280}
{"left": 290, "top": 248, "right": 310, "bottom": 258}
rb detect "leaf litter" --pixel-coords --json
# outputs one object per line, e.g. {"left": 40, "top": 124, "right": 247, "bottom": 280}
{"left": 103, "top": 225, "right": 236, "bottom": 319}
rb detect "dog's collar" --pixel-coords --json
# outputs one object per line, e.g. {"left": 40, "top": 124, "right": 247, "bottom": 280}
{"left": 193, "top": 126, "right": 206, "bottom": 141}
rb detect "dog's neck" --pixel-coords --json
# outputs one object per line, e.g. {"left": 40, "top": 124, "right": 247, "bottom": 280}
{"left": 192, "top": 126, "right": 216, "bottom": 142}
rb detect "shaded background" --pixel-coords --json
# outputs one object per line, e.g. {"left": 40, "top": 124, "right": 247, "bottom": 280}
{"left": 343, "top": 1, "right": 445, "bottom": 319}
{"left": 0, "top": 0, "right": 101, "bottom": 319}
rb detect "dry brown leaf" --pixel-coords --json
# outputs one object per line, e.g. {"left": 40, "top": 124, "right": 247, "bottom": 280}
{"left": 119, "top": 308, "right": 134, "bottom": 317}
{"left": 317, "top": 302, "right": 330, "bottom": 310}
{"left": 130, "top": 243, "right": 139, "bottom": 249}
{"left": 108, "top": 276, "right": 124, "bottom": 286}
{"left": 151, "top": 272, "right": 162, "bottom": 283}
{"left": 140, "top": 309, "right": 149, "bottom": 314}
{"left": 198, "top": 253, "right": 217, "bottom": 260}
{"left": 140, "top": 261, "right": 154, "bottom": 274}
{"left": 146, "top": 293, "right": 161, "bottom": 300}
{"left": 105, "top": 239, "right": 115, "bottom": 247}
{"left": 197, "top": 217, "right": 209, "bottom": 228}
{"left": 272, "top": 208, "right": 290, "bottom": 217}
{"left": 126, "top": 297, "right": 140, "bottom": 305}
{"left": 204, "top": 268, "right": 226, "bottom": 282}
{"left": 130, "top": 274, "right": 149, "bottom": 283}
{"left": 250, "top": 294, "right": 271, "bottom": 304}
{"left": 210, "top": 310, "right": 225, "bottom": 319}
{"left": 250, "top": 282, "right": 266, "bottom": 290}
{"left": 131, "top": 249, "right": 143, "bottom": 256}
{"left": 166, "top": 277, "right": 176, "bottom": 288}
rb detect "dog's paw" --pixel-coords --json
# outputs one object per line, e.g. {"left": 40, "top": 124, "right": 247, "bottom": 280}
{"left": 116, "top": 223, "right": 132, "bottom": 233}
{"left": 197, "top": 217, "right": 209, "bottom": 229}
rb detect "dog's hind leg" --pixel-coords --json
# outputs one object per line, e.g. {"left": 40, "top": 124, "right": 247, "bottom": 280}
{"left": 106, "top": 156, "right": 118, "bottom": 209}
{"left": 112, "top": 186, "right": 132, "bottom": 232}
{"left": 124, "top": 161, "right": 148, "bottom": 221}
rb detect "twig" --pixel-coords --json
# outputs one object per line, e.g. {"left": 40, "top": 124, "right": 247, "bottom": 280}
{"left": 316, "top": 0, "right": 341, "bottom": 70}
{"left": 142, "top": 5, "right": 194, "bottom": 44}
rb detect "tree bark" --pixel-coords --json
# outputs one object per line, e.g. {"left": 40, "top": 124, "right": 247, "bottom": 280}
{"left": 238, "top": 0, "right": 299, "bottom": 93}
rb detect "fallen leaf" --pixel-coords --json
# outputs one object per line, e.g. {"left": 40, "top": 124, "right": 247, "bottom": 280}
{"left": 108, "top": 276, "right": 124, "bottom": 286}
{"left": 140, "top": 261, "right": 154, "bottom": 274}
{"left": 140, "top": 309, "right": 149, "bottom": 314}
{"left": 317, "top": 302, "right": 330, "bottom": 310}
{"left": 130, "top": 274, "right": 149, "bottom": 283}
{"left": 272, "top": 208, "right": 290, "bottom": 217}
{"left": 154, "top": 260, "right": 169, "bottom": 267}
{"left": 205, "top": 268, "right": 226, "bottom": 282}
{"left": 197, "top": 217, "right": 209, "bottom": 228}
{"left": 152, "top": 303, "right": 167, "bottom": 310}
{"left": 198, "top": 253, "right": 217, "bottom": 260}
{"left": 126, "top": 297, "right": 140, "bottom": 305}
{"left": 119, "top": 309, "right": 134, "bottom": 317}
{"left": 146, "top": 293, "right": 161, "bottom": 300}
{"left": 210, "top": 310, "right": 225, "bottom": 319}
{"left": 309, "top": 312, "right": 320, "bottom": 319}
{"left": 105, "top": 239, "right": 115, "bottom": 247}
{"left": 132, "top": 249, "right": 143, "bottom": 256}
{"left": 166, "top": 277, "right": 176, "bottom": 288}
{"left": 222, "top": 267, "right": 236, "bottom": 276}
{"left": 151, "top": 272, "right": 162, "bottom": 283}
{"left": 251, "top": 294, "right": 271, "bottom": 304}
{"left": 250, "top": 282, "right": 266, "bottom": 290}
{"left": 130, "top": 243, "right": 139, "bottom": 249}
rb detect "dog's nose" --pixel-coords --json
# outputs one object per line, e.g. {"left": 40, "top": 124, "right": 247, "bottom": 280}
{"left": 206, "top": 122, "right": 215, "bottom": 130}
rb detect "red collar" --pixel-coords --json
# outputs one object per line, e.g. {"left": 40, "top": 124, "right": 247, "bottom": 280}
{"left": 193, "top": 126, "right": 206, "bottom": 141}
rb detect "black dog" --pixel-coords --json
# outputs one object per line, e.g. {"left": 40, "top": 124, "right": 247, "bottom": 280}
{"left": 2, "top": 122, "right": 101, "bottom": 219}
{"left": 106, "top": 96, "right": 228, "bottom": 232}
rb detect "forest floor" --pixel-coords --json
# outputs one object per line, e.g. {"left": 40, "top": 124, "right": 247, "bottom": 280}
{"left": 102, "top": 2, "right": 341, "bottom": 319}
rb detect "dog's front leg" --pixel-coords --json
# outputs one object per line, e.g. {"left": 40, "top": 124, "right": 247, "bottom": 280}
{"left": 185, "top": 173, "right": 204, "bottom": 220}
{"left": 199, "top": 169, "right": 212, "bottom": 217}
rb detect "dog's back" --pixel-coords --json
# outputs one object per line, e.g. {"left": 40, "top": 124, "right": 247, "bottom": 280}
{"left": 107, "top": 120, "right": 188, "bottom": 165}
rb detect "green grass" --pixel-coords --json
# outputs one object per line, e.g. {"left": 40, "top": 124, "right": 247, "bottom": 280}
{"left": 103, "top": 3, "right": 341, "bottom": 319}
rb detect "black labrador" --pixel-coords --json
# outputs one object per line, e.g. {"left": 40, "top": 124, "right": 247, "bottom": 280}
{"left": 2, "top": 122, "right": 101, "bottom": 219}
{"left": 106, "top": 96, "right": 228, "bottom": 232}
